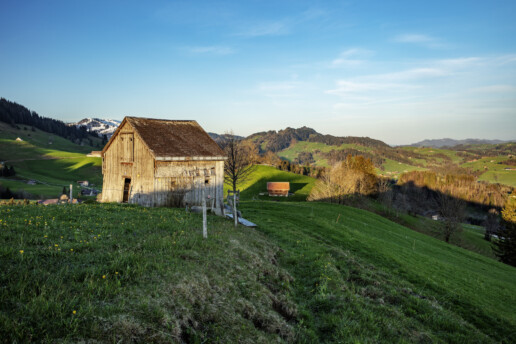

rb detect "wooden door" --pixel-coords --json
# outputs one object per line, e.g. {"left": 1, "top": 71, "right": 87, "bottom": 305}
{"left": 123, "top": 178, "right": 131, "bottom": 203}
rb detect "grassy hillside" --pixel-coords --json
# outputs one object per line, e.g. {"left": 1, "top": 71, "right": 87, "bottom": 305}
{"left": 225, "top": 165, "right": 316, "bottom": 201}
{"left": 462, "top": 156, "right": 516, "bottom": 187}
{"left": 241, "top": 201, "right": 516, "bottom": 343}
{"left": 0, "top": 203, "right": 298, "bottom": 343}
{"left": 1, "top": 201, "right": 514, "bottom": 343}
{"left": 0, "top": 122, "right": 102, "bottom": 198}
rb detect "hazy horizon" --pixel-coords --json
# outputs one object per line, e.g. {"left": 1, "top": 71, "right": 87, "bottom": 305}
{"left": 1, "top": 0, "right": 515, "bottom": 146}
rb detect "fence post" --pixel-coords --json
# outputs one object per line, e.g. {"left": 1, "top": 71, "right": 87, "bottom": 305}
{"left": 233, "top": 190, "right": 238, "bottom": 228}
{"left": 202, "top": 186, "right": 207, "bottom": 238}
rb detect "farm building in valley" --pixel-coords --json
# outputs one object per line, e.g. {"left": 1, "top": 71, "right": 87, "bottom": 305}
{"left": 100, "top": 117, "right": 226, "bottom": 210}
{"left": 267, "top": 182, "right": 290, "bottom": 196}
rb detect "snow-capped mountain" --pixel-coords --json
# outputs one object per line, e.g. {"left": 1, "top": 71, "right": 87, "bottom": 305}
{"left": 68, "top": 118, "right": 121, "bottom": 137}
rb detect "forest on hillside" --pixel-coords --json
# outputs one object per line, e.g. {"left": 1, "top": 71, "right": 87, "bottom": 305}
{"left": 0, "top": 98, "right": 94, "bottom": 143}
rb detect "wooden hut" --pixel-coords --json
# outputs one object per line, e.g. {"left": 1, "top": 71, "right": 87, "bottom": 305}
{"left": 267, "top": 182, "right": 290, "bottom": 197}
{"left": 100, "top": 117, "right": 226, "bottom": 210}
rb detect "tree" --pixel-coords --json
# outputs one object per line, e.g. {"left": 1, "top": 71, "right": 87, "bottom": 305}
{"left": 223, "top": 132, "right": 254, "bottom": 227}
{"left": 223, "top": 132, "right": 254, "bottom": 193}
{"left": 437, "top": 192, "right": 465, "bottom": 243}
{"left": 493, "top": 195, "right": 516, "bottom": 266}
{"left": 484, "top": 208, "right": 499, "bottom": 241}
{"left": 308, "top": 155, "right": 378, "bottom": 203}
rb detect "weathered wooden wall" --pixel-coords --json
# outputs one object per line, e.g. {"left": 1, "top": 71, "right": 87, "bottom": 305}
{"left": 102, "top": 122, "right": 224, "bottom": 209}
{"left": 153, "top": 160, "right": 224, "bottom": 209}
{"left": 101, "top": 121, "right": 155, "bottom": 205}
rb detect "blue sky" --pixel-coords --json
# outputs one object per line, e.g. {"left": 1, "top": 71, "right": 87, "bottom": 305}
{"left": 0, "top": 0, "right": 515, "bottom": 145}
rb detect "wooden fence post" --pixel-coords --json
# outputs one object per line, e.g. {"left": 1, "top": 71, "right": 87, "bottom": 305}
{"left": 233, "top": 190, "right": 238, "bottom": 228}
{"left": 202, "top": 186, "right": 207, "bottom": 238}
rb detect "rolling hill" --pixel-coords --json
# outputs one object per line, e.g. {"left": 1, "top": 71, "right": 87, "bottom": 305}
{"left": 1, "top": 200, "right": 514, "bottom": 342}
{"left": 0, "top": 121, "right": 102, "bottom": 198}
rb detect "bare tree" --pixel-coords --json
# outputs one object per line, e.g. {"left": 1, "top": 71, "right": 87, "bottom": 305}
{"left": 484, "top": 208, "right": 499, "bottom": 242}
{"left": 437, "top": 192, "right": 466, "bottom": 243}
{"left": 223, "top": 132, "right": 254, "bottom": 227}
{"left": 223, "top": 132, "right": 254, "bottom": 193}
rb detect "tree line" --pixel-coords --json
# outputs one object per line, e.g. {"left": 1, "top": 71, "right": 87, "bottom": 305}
{"left": 0, "top": 98, "right": 94, "bottom": 143}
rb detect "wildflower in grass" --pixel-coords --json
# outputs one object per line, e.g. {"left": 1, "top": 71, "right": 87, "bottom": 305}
{"left": 44, "top": 235, "right": 48, "bottom": 238}
{"left": 115, "top": 271, "right": 119, "bottom": 275}
{"left": 102, "top": 275, "right": 106, "bottom": 279}
{"left": 70, "top": 249, "right": 73, "bottom": 252}
{"left": 55, "top": 244, "right": 59, "bottom": 247}
{"left": 19, "top": 250, "right": 24, "bottom": 254}
{"left": 72, "top": 310, "right": 76, "bottom": 315}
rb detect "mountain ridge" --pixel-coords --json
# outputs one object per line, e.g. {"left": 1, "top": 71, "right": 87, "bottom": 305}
{"left": 410, "top": 138, "right": 515, "bottom": 148}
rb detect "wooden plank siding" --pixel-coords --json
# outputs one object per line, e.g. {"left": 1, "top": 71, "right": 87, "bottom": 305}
{"left": 101, "top": 118, "right": 225, "bottom": 211}
{"left": 101, "top": 121, "right": 155, "bottom": 206}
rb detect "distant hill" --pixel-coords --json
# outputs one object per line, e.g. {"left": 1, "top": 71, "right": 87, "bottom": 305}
{"left": 208, "top": 132, "right": 244, "bottom": 146}
{"left": 67, "top": 118, "right": 121, "bottom": 138}
{"left": 247, "top": 126, "right": 389, "bottom": 153}
{"left": 0, "top": 98, "right": 93, "bottom": 143}
{"left": 411, "top": 138, "right": 513, "bottom": 148}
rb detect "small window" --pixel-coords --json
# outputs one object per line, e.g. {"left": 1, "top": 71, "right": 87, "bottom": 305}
{"left": 205, "top": 177, "right": 210, "bottom": 185}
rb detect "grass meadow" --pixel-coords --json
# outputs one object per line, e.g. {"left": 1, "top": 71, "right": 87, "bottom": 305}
{"left": 1, "top": 201, "right": 515, "bottom": 342}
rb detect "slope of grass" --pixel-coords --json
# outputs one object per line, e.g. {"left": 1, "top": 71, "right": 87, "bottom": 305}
{"left": 2, "top": 201, "right": 515, "bottom": 342}
{"left": 0, "top": 122, "right": 103, "bottom": 197}
{"left": 225, "top": 165, "right": 316, "bottom": 201}
{"left": 402, "top": 146, "right": 464, "bottom": 164}
{"left": 278, "top": 142, "right": 373, "bottom": 167}
{"left": 0, "top": 203, "right": 298, "bottom": 343}
{"left": 462, "top": 156, "right": 516, "bottom": 186}
{"left": 379, "top": 158, "right": 426, "bottom": 178}
{"left": 241, "top": 201, "right": 516, "bottom": 343}
{"left": 383, "top": 209, "right": 495, "bottom": 259}
{"left": 0, "top": 121, "right": 101, "bottom": 160}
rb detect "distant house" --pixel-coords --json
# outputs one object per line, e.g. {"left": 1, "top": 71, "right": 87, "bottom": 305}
{"left": 77, "top": 180, "right": 89, "bottom": 187}
{"left": 15, "top": 137, "right": 23, "bottom": 141}
{"left": 100, "top": 117, "right": 226, "bottom": 210}
{"left": 87, "top": 151, "right": 102, "bottom": 157}
{"left": 267, "top": 182, "right": 290, "bottom": 197}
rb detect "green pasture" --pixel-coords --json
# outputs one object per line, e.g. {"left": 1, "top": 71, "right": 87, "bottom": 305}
{"left": 224, "top": 165, "right": 316, "bottom": 201}
{"left": 378, "top": 158, "right": 426, "bottom": 178}
{"left": 241, "top": 201, "right": 516, "bottom": 343}
{"left": 462, "top": 156, "right": 516, "bottom": 187}
{"left": 1, "top": 199, "right": 515, "bottom": 342}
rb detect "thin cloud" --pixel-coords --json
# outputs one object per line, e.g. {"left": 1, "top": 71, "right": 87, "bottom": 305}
{"left": 234, "top": 7, "right": 328, "bottom": 38}
{"left": 393, "top": 33, "right": 446, "bottom": 48}
{"left": 376, "top": 68, "right": 448, "bottom": 81}
{"left": 331, "top": 48, "right": 373, "bottom": 67}
{"left": 326, "top": 80, "right": 415, "bottom": 96}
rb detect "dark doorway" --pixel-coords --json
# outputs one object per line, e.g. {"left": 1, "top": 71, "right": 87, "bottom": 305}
{"left": 123, "top": 178, "right": 131, "bottom": 203}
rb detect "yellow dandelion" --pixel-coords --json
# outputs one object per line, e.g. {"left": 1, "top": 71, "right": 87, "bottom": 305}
{"left": 44, "top": 235, "right": 48, "bottom": 238}
{"left": 72, "top": 310, "right": 76, "bottom": 315}
{"left": 55, "top": 244, "right": 59, "bottom": 247}
{"left": 70, "top": 249, "right": 74, "bottom": 252}
{"left": 115, "top": 271, "right": 119, "bottom": 275}
{"left": 19, "top": 250, "right": 24, "bottom": 254}
{"left": 102, "top": 275, "right": 106, "bottom": 279}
